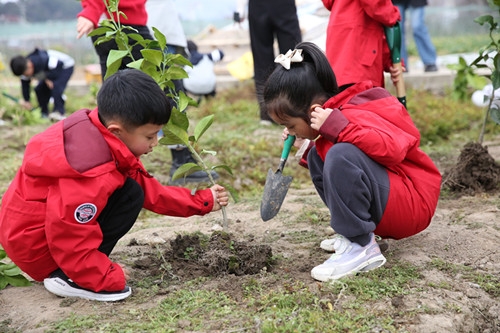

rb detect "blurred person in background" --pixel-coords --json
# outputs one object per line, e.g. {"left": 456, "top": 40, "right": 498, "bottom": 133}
{"left": 234, "top": 0, "right": 302, "bottom": 125}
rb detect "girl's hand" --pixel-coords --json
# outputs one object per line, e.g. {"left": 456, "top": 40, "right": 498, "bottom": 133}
{"left": 211, "top": 184, "right": 229, "bottom": 211}
{"left": 76, "top": 16, "right": 95, "bottom": 39}
{"left": 281, "top": 128, "right": 305, "bottom": 148}
{"left": 310, "top": 106, "right": 332, "bottom": 131}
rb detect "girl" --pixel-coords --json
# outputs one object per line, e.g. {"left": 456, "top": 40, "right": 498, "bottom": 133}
{"left": 264, "top": 42, "right": 441, "bottom": 282}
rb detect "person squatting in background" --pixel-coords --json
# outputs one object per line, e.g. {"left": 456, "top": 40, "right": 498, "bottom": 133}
{"left": 234, "top": 0, "right": 302, "bottom": 125}
{"left": 10, "top": 48, "right": 74, "bottom": 121}
{"left": 321, "top": 0, "right": 401, "bottom": 90}
{"left": 263, "top": 42, "right": 441, "bottom": 282}
{"left": 183, "top": 40, "right": 225, "bottom": 102}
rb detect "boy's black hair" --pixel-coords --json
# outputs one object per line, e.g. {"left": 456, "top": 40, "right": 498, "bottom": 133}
{"left": 97, "top": 69, "right": 172, "bottom": 129}
{"left": 10, "top": 55, "right": 28, "bottom": 76}
{"left": 263, "top": 42, "right": 339, "bottom": 123}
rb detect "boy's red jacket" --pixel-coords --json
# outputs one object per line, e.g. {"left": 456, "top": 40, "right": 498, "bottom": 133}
{"left": 322, "top": 0, "right": 400, "bottom": 87}
{"left": 78, "top": 0, "right": 147, "bottom": 28}
{"left": 302, "top": 81, "right": 441, "bottom": 239}
{"left": 0, "top": 109, "right": 214, "bottom": 292}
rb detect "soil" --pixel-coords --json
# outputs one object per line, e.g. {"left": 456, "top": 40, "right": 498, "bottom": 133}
{"left": 1, "top": 128, "right": 500, "bottom": 332}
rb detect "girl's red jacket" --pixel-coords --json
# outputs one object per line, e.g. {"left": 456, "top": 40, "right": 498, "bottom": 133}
{"left": 0, "top": 109, "right": 214, "bottom": 292}
{"left": 78, "top": 0, "right": 148, "bottom": 28}
{"left": 302, "top": 81, "right": 442, "bottom": 239}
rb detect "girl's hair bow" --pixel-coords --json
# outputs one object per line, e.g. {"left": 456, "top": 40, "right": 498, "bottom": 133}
{"left": 274, "top": 49, "right": 303, "bottom": 70}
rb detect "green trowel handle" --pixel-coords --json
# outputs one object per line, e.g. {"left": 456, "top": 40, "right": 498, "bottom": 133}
{"left": 277, "top": 135, "right": 296, "bottom": 172}
{"left": 281, "top": 135, "right": 296, "bottom": 160}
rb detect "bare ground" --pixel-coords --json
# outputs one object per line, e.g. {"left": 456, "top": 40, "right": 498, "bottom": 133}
{"left": 1, "top": 131, "right": 500, "bottom": 332}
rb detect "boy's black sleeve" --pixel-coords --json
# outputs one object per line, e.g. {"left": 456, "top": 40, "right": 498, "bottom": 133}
{"left": 21, "top": 78, "right": 31, "bottom": 102}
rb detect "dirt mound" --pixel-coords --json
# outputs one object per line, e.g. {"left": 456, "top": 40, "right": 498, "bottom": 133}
{"left": 442, "top": 142, "right": 500, "bottom": 195}
{"left": 133, "top": 231, "right": 274, "bottom": 281}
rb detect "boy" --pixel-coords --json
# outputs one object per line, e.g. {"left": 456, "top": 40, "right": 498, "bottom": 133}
{"left": 10, "top": 48, "right": 74, "bottom": 121}
{"left": 0, "top": 69, "right": 229, "bottom": 302}
{"left": 183, "top": 40, "right": 225, "bottom": 101}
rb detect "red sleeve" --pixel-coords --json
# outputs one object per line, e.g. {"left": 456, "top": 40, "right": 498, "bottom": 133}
{"left": 319, "top": 107, "right": 417, "bottom": 167}
{"left": 77, "top": 0, "right": 106, "bottom": 27}
{"left": 134, "top": 167, "right": 214, "bottom": 217}
{"left": 322, "top": 0, "right": 334, "bottom": 11}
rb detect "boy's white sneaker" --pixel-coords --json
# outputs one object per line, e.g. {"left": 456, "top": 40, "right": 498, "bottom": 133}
{"left": 311, "top": 233, "right": 386, "bottom": 282}
{"left": 321, "top": 234, "right": 389, "bottom": 253}
{"left": 44, "top": 269, "right": 131, "bottom": 302}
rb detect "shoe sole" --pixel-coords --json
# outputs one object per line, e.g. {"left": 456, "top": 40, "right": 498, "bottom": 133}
{"left": 311, "top": 254, "right": 387, "bottom": 282}
{"left": 44, "top": 277, "right": 131, "bottom": 302}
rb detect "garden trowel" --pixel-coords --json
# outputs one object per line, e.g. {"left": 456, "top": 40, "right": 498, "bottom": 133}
{"left": 384, "top": 22, "right": 407, "bottom": 108}
{"left": 260, "top": 135, "right": 296, "bottom": 221}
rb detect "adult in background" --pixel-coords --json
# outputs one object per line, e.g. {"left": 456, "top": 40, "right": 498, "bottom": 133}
{"left": 76, "top": 0, "right": 153, "bottom": 80}
{"left": 146, "top": 0, "right": 220, "bottom": 185}
{"left": 392, "top": 0, "right": 438, "bottom": 72}
{"left": 322, "top": 0, "right": 401, "bottom": 90}
{"left": 234, "top": 0, "right": 302, "bottom": 125}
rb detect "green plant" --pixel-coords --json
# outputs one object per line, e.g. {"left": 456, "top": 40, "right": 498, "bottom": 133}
{"left": 90, "top": 0, "right": 235, "bottom": 230}
{"left": 0, "top": 248, "right": 31, "bottom": 289}
{"left": 452, "top": 0, "right": 500, "bottom": 144}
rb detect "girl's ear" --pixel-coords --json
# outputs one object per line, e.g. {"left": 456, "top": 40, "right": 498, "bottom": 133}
{"left": 308, "top": 103, "right": 322, "bottom": 116}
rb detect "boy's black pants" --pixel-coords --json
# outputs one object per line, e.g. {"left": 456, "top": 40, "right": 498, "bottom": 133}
{"left": 97, "top": 178, "right": 144, "bottom": 256}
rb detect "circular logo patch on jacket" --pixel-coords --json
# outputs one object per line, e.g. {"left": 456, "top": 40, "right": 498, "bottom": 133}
{"left": 74, "top": 203, "right": 97, "bottom": 223}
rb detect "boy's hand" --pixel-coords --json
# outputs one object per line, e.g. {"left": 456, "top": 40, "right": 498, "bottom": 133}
{"left": 45, "top": 79, "right": 54, "bottom": 90}
{"left": 310, "top": 106, "right": 332, "bottom": 131}
{"left": 211, "top": 184, "right": 229, "bottom": 211}
{"left": 20, "top": 100, "right": 32, "bottom": 110}
{"left": 76, "top": 16, "right": 95, "bottom": 39}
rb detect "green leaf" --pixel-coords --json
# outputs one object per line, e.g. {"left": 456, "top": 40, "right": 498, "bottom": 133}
{"left": 152, "top": 27, "right": 167, "bottom": 51}
{"left": 166, "top": 66, "right": 189, "bottom": 81}
{"left": 194, "top": 115, "right": 214, "bottom": 142}
{"left": 490, "top": 104, "right": 500, "bottom": 124}
{"left": 0, "top": 262, "right": 17, "bottom": 272}
{"left": 177, "top": 90, "right": 191, "bottom": 113}
{"left": 126, "top": 58, "right": 144, "bottom": 70}
{"left": 162, "top": 123, "right": 190, "bottom": 146}
{"left": 201, "top": 149, "right": 217, "bottom": 156}
{"left": 3, "top": 265, "right": 22, "bottom": 276}
{"left": 168, "top": 108, "right": 190, "bottom": 131}
{"left": 141, "top": 49, "right": 164, "bottom": 67}
{"left": 0, "top": 278, "right": 7, "bottom": 290}
{"left": 213, "top": 164, "right": 234, "bottom": 176}
{"left": 171, "top": 163, "right": 202, "bottom": 180}
{"left": 88, "top": 26, "right": 113, "bottom": 37}
{"left": 0, "top": 249, "right": 6, "bottom": 260}
{"left": 106, "top": 49, "right": 128, "bottom": 73}
{"left": 4, "top": 275, "right": 31, "bottom": 287}
{"left": 474, "top": 14, "right": 494, "bottom": 26}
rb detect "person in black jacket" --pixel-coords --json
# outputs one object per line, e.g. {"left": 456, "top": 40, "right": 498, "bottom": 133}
{"left": 10, "top": 48, "right": 74, "bottom": 121}
{"left": 392, "top": 0, "right": 438, "bottom": 72}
